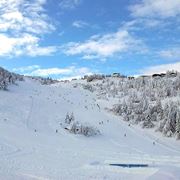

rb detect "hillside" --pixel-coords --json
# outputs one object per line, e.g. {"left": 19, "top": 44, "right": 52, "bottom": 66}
{"left": 0, "top": 67, "right": 24, "bottom": 90}
{"left": 0, "top": 69, "right": 180, "bottom": 179}
{"left": 78, "top": 72, "right": 180, "bottom": 139}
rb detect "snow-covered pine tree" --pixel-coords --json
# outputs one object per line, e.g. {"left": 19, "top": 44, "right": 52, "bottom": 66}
{"left": 65, "top": 113, "right": 70, "bottom": 124}
{"left": 0, "top": 80, "right": 8, "bottom": 90}
{"left": 142, "top": 112, "right": 155, "bottom": 128}
{"left": 70, "top": 112, "right": 75, "bottom": 122}
{"left": 156, "top": 100, "right": 164, "bottom": 121}
{"left": 176, "top": 110, "right": 180, "bottom": 140}
{"left": 162, "top": 101, "right": 177, "bottom": 136}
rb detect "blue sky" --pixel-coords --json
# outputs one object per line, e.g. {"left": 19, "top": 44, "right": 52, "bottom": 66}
{"left": 0, "top": 0, "right": 180, "bottom": 79}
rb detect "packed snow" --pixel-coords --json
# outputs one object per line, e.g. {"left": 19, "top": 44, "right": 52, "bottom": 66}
{"left": 0, "top": 73, "right": 180, "bottom": 179}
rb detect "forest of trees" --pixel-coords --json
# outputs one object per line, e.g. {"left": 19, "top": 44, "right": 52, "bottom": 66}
{"left": 81, "top": 71, "right": 180, "bottom": 139}
{"left": 0, "top": 67, "right": 24, "bottom": 90}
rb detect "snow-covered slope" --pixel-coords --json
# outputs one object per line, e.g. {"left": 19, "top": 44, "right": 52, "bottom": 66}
{"left": 78, "top": 73, "right": 180, "bottom": 139}
{"left": 0, "top": 77, "right": 180, "bottom": 180}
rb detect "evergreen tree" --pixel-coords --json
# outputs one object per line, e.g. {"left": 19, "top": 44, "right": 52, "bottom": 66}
{"left": 176, "top": 110, "right": 180, "bottom": 139}
{"left": 65, "top": 113, "right": 70, "bottom": 124}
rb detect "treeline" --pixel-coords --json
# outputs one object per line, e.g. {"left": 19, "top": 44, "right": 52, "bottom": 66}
{"left": 28, "top": 76, "right": 59, "bottom": 85}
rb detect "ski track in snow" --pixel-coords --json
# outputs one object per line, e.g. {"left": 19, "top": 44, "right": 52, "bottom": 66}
{"left": 0, "top": 78, "right": 180, "bottom": 180}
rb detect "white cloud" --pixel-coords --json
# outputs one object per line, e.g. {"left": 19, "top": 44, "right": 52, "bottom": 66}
{"left": 122, "top": 19, "right": 165, "bottom": 30}
{"left": 72, "top": 20, "right": 89, "bottom": 28}
{"left": 59, "top": 0, "right": 82, "bottom": 10}
{"left": 129, "top": 0, "right": 180, "bottom": 18}
{"left": 159, "top": 47, "right": 180, "bottom": 60}
{"left": 0, "top": 33, "right": 57, "bottom": 57}
{"left": 62, "top": 30, "right": 145, "bottom": 60}
{"left": 30, "top": 68, "right": 73, "bottom": 76}
{"left": 25, "top": 45, "right": 57, "bottom": 57}
{"left": 29, "top": 66, "right": 93, "bottom": 78}
{"left": 0, "top": 0, "right": 57, "bottom": 57}
{"left": 13, "top": 65, "right": 40, "bottom": 73}
{"left": 141, "top": 62, "right": 180, "bottom": 75}
{"left": 13, "top": 65, "right": 93, "bottom": 79}
{"left": 0, "top": 0, "right": 54, "bottom": 34}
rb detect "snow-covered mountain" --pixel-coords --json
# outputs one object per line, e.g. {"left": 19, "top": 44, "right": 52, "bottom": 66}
{"left": 0, "top": 68, "right": 180, "bottom": 180}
